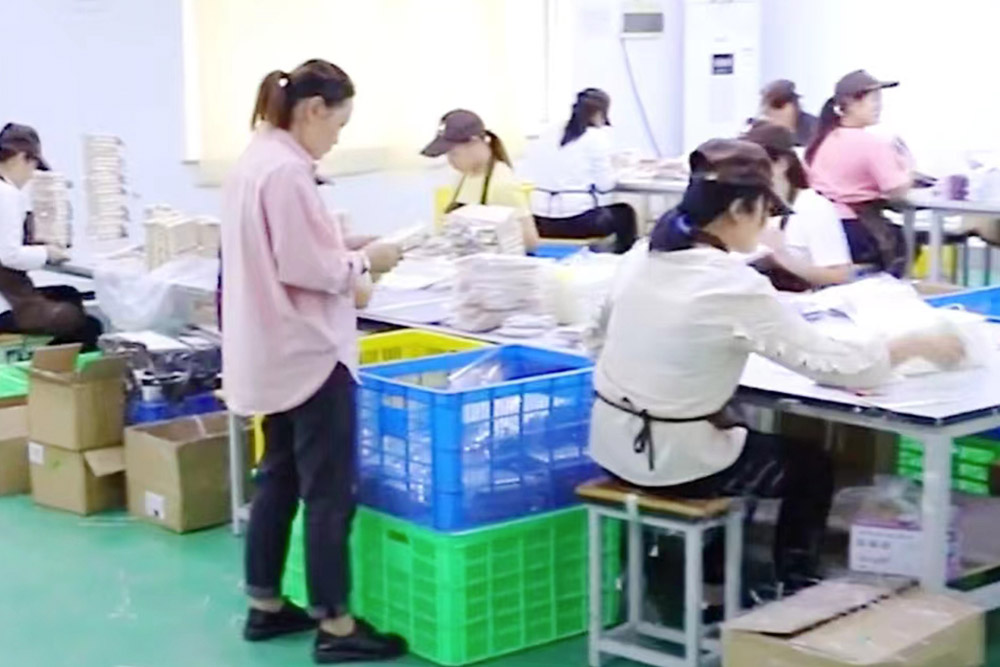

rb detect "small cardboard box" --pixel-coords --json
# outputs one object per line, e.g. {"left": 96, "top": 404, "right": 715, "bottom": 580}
{"left": 28, "top": 442, "right": 125, "bottom": 514}
{"left": 0, "top": 406, "right": 29, "bottom": 495}
{"left": 125, "top": 412, "right": 235, "bottom": 533}
{"left": 723, "top": 580, "right": 984, "bottom": 667}
{"left": 27, "top": 344, "right": 126, "bottom": 451}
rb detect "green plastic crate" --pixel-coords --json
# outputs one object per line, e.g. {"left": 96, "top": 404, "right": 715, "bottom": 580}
{"left": 898, "top": 463, "right": 991, "bottom": 496}
{"left": 283, "top": 506, "right": 621, "bottom": 666}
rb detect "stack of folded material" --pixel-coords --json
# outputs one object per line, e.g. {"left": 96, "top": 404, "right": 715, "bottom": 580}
{"left": 450, "top": 254, "right": 544, "bottom": 332}
{"left": 83, "top": 134, "right": 130, "bottom": 240}
{"left": 143, "top": 205, "right": 199, "bottom": 270}
{"left": 442, "top": 204, "right": 526, "bottom": 257}
{"left": 28, "top": 172, "right": 72, "bottom": 246}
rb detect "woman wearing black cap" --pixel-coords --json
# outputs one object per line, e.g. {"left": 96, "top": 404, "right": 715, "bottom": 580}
{"left": 587, "top": 138, "right": 962, "bottom": 591}
{"left": 805, "top": 70, "right": 913, "bottom": 276}
{"left": 528, "top": 88, "right": 638, "bottom": 254}
{"left": 421, "top": 110, "right": 539, "bottom": 251}
{"left": 0, "top": 123, "right": 102, "bottom": 350}
{"left": 754, "top": 79, "right": 817, "bottom": 147}
{"left": 741, "top": 121, "right": 853, "bottom": 290}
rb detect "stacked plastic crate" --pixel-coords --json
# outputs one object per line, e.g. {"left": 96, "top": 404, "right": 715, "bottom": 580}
{"left": 282, "top": 332, "right": 617, "bottom": 665}
{"left": 897, "top": 435, "right": 1000, "bottom": 496}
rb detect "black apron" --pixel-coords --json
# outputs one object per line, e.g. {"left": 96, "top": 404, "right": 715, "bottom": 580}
{"left": 445, "top": 158, "right": 496, "bottom": 215}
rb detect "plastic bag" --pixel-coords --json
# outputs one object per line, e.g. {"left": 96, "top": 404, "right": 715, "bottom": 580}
{"left": 95, "top": 255, "right": 218, "bottom": 333}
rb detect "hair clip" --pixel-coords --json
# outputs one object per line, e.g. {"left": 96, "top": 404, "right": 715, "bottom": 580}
{"left": 278, "top": 76, "right": 289, "bottom": 88}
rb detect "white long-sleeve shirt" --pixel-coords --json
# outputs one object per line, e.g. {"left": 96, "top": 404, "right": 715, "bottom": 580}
{"left": 0, "top": 178, "right": 47, "bottom": 313}
{"left": 527, "top": 126, "right": 616, "bottom": 219}
{"left": 589, "top": 245, "right": 892, "bottom": 487}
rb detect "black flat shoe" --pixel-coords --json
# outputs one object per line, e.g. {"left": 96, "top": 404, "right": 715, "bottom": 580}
{"left": 313, "top": 619, "right": 407, "bottom": 664}
{"left": 243, "top": 601, "right": 317, "bottom": 642}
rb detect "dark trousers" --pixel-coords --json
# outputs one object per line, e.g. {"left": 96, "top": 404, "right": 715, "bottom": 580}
{"left": 534, "top": 203, "right": 638, "bottom": 254}
{"left": 0, "top": 285, "right": 103, "bottom": 351}
{"left": 245, "top": 363, "right": 358, "bottom": 619}
{"left": 637, "top": 431, "right": 833, "bottom": 583}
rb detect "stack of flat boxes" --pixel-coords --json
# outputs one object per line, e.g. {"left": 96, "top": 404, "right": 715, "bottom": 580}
{"left": 83, "top": 134, "right": 130, "bottom": 241}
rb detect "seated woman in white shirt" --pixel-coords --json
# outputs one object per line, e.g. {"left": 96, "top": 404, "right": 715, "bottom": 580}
{"left": 529, "top": 89, "right": 637, "bottom": 254}
{"left": 588, "top": 138, "right": 963, "bottom": 589}
{"left": 0, "top": 124, "right": 102, "bottom": 350}
{"left": 740, "top": 121, "right": 854, "bottom": 291}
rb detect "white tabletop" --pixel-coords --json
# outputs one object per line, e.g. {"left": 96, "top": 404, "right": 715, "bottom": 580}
{"left": 615, "top": 178, "right": 688, "bottom": 195}
{"left": 902, "top": 192, "right": 1000, "bottom": 216}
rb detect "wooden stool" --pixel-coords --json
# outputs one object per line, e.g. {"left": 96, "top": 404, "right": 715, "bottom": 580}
{"left": 577, "top": 479, "right": 744, "bottom": 667}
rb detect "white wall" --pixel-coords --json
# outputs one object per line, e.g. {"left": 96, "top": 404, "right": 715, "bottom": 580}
{"left": 1, "top": 0, "right": 684, "bottom": 239}
{"left": 760, "top": 0, "right": 1000, "bottom": 172}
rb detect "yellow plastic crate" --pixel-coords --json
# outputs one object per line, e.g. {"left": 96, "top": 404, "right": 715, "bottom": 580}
{"left": 250, "top": 330, "right": 490, "bottom": 463}
{"left": 359, "top": 330, "right": 488, "bottom": 366}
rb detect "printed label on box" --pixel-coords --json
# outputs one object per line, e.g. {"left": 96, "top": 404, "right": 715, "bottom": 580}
{"left": 28, "top": 442, "right": 44, "bottom": 466}
{"left": 144, "top": 492, "right": 166, "bottom": 521}
{"left": 850, "top": 522, "right": 961, "bottom": 579}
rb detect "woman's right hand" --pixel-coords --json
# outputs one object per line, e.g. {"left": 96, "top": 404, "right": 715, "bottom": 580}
{"left": 363, "top": 242, "right": 402, "bottom": 274}
{"left": 889, "top": 332, "right": 966, "bottom": 369}
{"left": 46, "top": 245, "right": 70, "bottom": 265}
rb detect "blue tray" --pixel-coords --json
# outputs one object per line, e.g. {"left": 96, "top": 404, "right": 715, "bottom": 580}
{"left": 926, "top": 286, "right": 1000, "bottom": 322}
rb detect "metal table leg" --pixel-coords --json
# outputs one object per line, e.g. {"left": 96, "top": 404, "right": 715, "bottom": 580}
{"left": 903, "top": 207, "right": 917, "bottom": 277}
{"left": 921, "top": 434, "right": 953, "bottom": 592}
{"left": 588, "top": 509, "right": 603, "bottom": 667}
{"left": 929, "top": 212, "right": 944, "bottom": 283}
{"left": 228, "top": 411, "right": 248, "bottom": 536}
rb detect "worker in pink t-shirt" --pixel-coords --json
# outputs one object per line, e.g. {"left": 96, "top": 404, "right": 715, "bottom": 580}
{"left": 221, "top": 58, "right": 406, "bottom": 664}
{"left": 805, "top": 70, "right": 914, "bottom": 276}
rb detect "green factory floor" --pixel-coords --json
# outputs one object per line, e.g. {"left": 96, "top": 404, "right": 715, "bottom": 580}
{"left": 2, "top": 495, "right": 1000, "bottom": 667}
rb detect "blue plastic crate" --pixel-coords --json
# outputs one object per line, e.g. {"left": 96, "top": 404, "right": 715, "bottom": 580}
{"left": 358, "top": 345, "right": 598, "bottom": 531}
{"left": 127, "top": 392, "right": 224, "bottom": 425}
{"left": 927, "top": 286, "right": 1000, "bottom": 322}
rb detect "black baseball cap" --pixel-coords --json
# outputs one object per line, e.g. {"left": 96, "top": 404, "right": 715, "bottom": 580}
{"left": 741, "top": 121, "right": 809, "bottom": 190}
{"left": 689, "top": 138, "right": 793, "bottom": 216}
{"left": 421, "top": 110, "right": 485, "bottom": 157}
{"left": 835, "top": 70, "right": 898, "bottom": 102}
{"left": 761, "top": 79, "right": 800, "bottom": 108}
{"left": 0, "top": 123, "right": 49, "bottom": 171}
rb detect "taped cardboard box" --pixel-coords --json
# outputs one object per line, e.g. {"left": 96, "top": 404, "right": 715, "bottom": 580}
{"left": 27, "top": 344, "right": 126, "bottom": 451}
{"left": 28, "top": 442, "right": 125, "bottom": 515}
{"left": 0, "top": 406, "right": 28, "bottom": 495}
{"left": 126, "top": 412, "right": 248, "bottom": 532}
{"left": 723, "top": 580, "right": 984, "bottom": 667}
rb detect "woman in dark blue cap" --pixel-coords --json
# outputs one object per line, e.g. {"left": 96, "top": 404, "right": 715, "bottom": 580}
{"left": 0, "top": 123, "right": 102, "bottom": 349}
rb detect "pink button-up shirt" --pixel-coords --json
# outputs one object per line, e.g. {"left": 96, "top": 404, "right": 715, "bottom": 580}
{"left": 221, "top": 128, "right": 364, "bottom": 415}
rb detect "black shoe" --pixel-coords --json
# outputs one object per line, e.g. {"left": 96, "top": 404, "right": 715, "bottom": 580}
{"left": 243, "top": 601, "right": 317, "bottom": 642}
{"left": 313, "top": 619, "right": 407, "bottom": 664}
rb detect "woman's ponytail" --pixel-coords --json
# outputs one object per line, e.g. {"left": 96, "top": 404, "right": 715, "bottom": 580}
{"left": 249, "top": 60, "right": 354, "bottom": 130}
{"left": 804, "top": 97, "right": 840, "bottom": 165}
{"left": 484, "top": 130, "right": 512, "bottom": 167}
{"left": 251, "top": 70, "right": 289, "bottom": 129}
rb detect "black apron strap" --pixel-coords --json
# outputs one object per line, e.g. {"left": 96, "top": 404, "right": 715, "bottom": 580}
{"left": 480, "top": 156, "right": 495, "bottom": 206}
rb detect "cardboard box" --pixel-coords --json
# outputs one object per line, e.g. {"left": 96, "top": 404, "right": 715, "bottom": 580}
{"left": 28, "top": 442, "right": 125, "bottom": 514}
{"left": 27, "top": 344, "right": 126, "bottom": 451}
{"left": 125, "top": 412, "right": 235, "bottom": 533}
{"left": 723, "top": 580, "right": 984, "bottom": 667}
{"left": 0, "top": 406, "right": 29, "bottom": 495}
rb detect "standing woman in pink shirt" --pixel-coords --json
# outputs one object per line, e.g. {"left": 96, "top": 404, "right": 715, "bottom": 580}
{"left": 806, "top": 70, "right": 913, "bottom": 277}
{"left": 221, "top": 59, "right": 405, "bottom": 664}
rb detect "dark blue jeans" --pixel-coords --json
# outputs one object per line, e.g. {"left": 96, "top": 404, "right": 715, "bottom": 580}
{"left": 244, "top": 363, "right": 358, "bottom": 619}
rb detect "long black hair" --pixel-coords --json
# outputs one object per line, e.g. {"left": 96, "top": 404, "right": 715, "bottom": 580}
{"left": 561, "top": 88, "right": 611, "bottom": 146}
{"left": 649, "top": 179, "right": 765, "bottom": 252}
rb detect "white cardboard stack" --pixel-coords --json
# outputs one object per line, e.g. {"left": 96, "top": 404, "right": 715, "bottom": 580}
{"left": 83, "top": 134, "right": 130, "bottom": 240}
{"left": 450, "top": 254, "right": 545, "bottom": 332}
{"left": 442, "top": 204, "right": 525, "bottom": 257}
{"left": 28, "top": 172, "right": 72, "bottom": 246}
{"left": 144, "top": 205, "right": 220, "bottom": 270}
